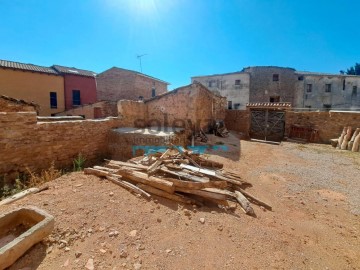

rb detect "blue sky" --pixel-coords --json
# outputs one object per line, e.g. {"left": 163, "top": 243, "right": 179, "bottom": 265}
{"left": 1, "top": 0, "right": 359, "bottom": 89}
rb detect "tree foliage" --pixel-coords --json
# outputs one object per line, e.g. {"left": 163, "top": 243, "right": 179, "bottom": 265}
{"left": 343, "top": 63, "right": 360, "bottom": 75}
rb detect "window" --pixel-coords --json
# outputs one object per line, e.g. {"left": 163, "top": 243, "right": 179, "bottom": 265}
{"left": 270, "top": 96, "right": 280, "bottom": 102}
{"left": 323, "top": 104, "right": 332, "bottom": 110}
{"left": 306, "top": 84, "right": 312, "bottom": 92}
{"left": 50, "top": 92, "right": 57, "bottom": 109}
{"left": 234, "top": 103, "right": 240, "bottom": 109}
{"left": 151, "top": 88, "right": 156, "bottom": 97}
{"left": 298, "top": 76, "right": 304, "bottom": 81}
{"left": 208, "top": 81, "right": 213, "bottom": 87}
{"left": 343, "top": 79, "right": 346, "bottom": 90}
{"left": 273, "top": 74, "right": 279, "bottom": 81}
{"left": 305, "top": 105, "right": 312, "bottom": 108}
{"left": 72, "top": 90, "right": 81, "bottom": 106}
{"left": 325, "top": 84, "right": 332, "bottom": 92}
{"left": 352, "top": 86, "right": 358, "bottom": 97}
{"left": 228, "top": 101, "right": 233, "bottom": 110}
{"left": 235, "top": 79, "right": 241, "bottom": 85}
{"left": 138, "top": 96, "right": 144, "bottom": 101}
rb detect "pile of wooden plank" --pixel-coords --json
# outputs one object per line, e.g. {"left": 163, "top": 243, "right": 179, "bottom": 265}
{"left": 331, "top": 127, "right": 360, "bottom": 152}
{"left": 84, "top": 147, "right": 271, "bottom": 216}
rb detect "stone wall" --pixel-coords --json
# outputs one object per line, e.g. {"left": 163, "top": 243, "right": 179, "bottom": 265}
{"left": 0, "top": 112, "right": 122, "bottom": 179}
{"left": 285, "top": 111, "right": 360, "bottom": 142}
{"left": 224, "top": 110, "right": 250, "bottom": 136}
{"left": 55, "top": 101, "right": 118, "bottom": 119}
{"left": 0, "top": 96, "right": 38, "bottom": 113}
{"left": 243, "top": 66, "right": 297, "bottom": 105}
{"left": 117, "top": 100, "right": 147, "bottom": 127}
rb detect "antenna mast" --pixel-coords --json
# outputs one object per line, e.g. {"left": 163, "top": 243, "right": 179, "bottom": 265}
{"left": 136, "top": 54, "right": 147, "bottom": 72}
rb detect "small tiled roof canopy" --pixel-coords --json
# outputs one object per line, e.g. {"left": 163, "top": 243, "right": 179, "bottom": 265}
{"left": 52, "top": 65, "right": 96, "bottom": 77}
{"left": 246, "top": 102, "right": 292, "bottom": 109}
{"left": 0, "top": 59, "right": 58, "bottom": 75}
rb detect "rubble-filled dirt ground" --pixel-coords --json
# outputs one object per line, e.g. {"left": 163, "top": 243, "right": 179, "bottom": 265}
{"left": 3, "top": 133, "right": 360, "bottom": 270}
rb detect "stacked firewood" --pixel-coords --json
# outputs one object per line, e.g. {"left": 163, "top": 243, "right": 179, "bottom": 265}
{"left": 332, "top": 127, "right": 360, "bottom": 152}
{"left": 84, "top": 147, "right": 271, "bottom": 216}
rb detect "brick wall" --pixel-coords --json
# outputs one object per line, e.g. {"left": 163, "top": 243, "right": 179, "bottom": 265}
{"left": 117, "top": 100, "right": 148, "bottom": 127}
{"left": 225, "top": 110, "right": 250, "bottom": 136}
{"left": 0, "top": 112, "right": 122, "bottom": 179}
{"left": 56, "top": 101, "right": 118, "bottom": 119}
{"left": 285, "top": 111, "right": 360, "bottom": 142}
{"left": 96, "top": 67, "right": 168, "bottom": 101}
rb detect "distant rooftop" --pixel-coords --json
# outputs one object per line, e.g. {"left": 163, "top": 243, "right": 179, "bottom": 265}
{"left": 0, "top": 59, "right": 58, "bottom": 75}
{"left": 295, "top": 70, "right": 360, "bottom": 77}
{"left": 99, "top": 67, "right": 170, "bottom": 85}
{"left": 192, "top": 71, "right": 247, "bottom": 78}
{"left": 52, "top": 65, "right": 96, "bottom": 77}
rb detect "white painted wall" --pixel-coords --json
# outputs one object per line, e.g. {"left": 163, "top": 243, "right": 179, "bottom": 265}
{"left": 191, "top": 72, "right": 250, "bottom": 110}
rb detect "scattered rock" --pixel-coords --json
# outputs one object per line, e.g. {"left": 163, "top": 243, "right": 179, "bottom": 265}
{"left": 166, "top": 249, "right": 172, "bottom": 254}
{"left": 157, "top": 218, "right": 162, "bottom": 223}
{"left": 217, "top": 225, "right": 223, "bottom": 231}
{"left": 133, "top": 262, "right": 142, "bottom": 270}
{"left": 129, "top": 230, "right": 137, "bottom": 237}
{"left": 199, "top": 218, "right": 205, "bottom": 224}
{"left": 75, "top": 251, "right": 82, "bottom": 258}
{"left": 63, "top": 259, "right": 70, "bottom": 267}
{"left": 65, "top": 247, "right": 71, "bottom": 252}
{"left": 109, "top": 192, "right": 114, "bottom": 197}
{"left": 85, "top": 258, "right": 94, "bottom": 270}
{"left": 184, "top": 209, "right": 191, "bottom": 216}
{"left": 119, "top": 249, "right": 128, "bottom": 258}
{"left": 46, "top": 246, "right": 53, "bottom": 254}
{"left": 99, "top": 248, "right": 107, "bottom": 254}
{"left": 114, "top": 230, "right": 119, "bottom": 236}
{"left": 109, "top": 232, "right": 114, "bottom": 237}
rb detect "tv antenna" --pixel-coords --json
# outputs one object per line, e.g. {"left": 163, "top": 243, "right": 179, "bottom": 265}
{"left": 136, "top": 54, "right": 147, "bottom": 72}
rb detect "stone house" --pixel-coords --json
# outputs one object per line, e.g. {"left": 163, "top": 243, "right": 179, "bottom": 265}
{"left": 96, "top": 67, "right": 169, "bottom": 102}
{"left": 191, "top": 71, "right": 250, "bottom": 110}
{"left": 51, "top": 65, "right": 97, "bottom": 111}
{"left": 192, "top": 66, "right": 360, "bottom": 110}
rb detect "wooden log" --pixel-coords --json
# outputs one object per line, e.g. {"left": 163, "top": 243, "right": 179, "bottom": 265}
{"left": 190, "top": 155, "right": 224, "bottom": 169}
{"left": 179, "top": 164, "right": 247, "bottom": 186}
{"left": 337, "top": 127, "right": 347, "bottom": 149}
{"left": 105, "top": 175, "right": 151, "bottom": 198}
{"left": 137, "top": 184, "right": 194, "bottom": 205}
{"left": 352, "top": 132, "right": 360, "bottom": 152}
{"left": 175, "top": 187, "right": 229, "bottom": 201}
{"left": 340, "top": 126, "right": 352, "bottom": 150}
{"left": 348, "top": 128, "right": 360, "bottom": 150}
{"left": 236, "top": 188, "right": 272, "bottom": 210}
{"left": 147, "top": 149, "right": 171, "bottom": 175}
{"left": 84, "top": 167, "right": 109, "bottom": 177}
{"left": 105, "top": 160, "right": 148, "bottom": 170}
{"left": 0, "top": 188, "right": 40, "bottom": 206}
{"left": 93, "top": 166, "right": 119, "bottom": 174}
{"left": 234, "top": 191, "right": 255, "bottom": 216}
{"left": 115, "top": 169, "right": 175, "bottom": 193}
{"left": 160, "top": 167, "right": 210, "bottom": 183}
{"left": 164, "top": 177, "right": 227, "bottom": 189}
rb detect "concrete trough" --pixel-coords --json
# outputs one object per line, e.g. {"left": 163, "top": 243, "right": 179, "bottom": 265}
{"left": 0, "top": 207, "right": 54, "bottom": 269}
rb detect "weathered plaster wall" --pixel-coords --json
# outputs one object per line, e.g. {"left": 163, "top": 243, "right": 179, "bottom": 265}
{"left": 0, "top": 68, "right": 65, "bottom": 116}
{"left": 63, "top": 74, "right": 97, "bottom": 110}
{"left": 192, "top": 73, "right": 249, "bottom": 110}
{"left": 296, "top": 75, "right": 360, "bottom": 109}
{"left": 0, "top": 112, "right": 122, "bottom": 178}
{"left": 117, "top": 100, "right": 148, "bottom": 127}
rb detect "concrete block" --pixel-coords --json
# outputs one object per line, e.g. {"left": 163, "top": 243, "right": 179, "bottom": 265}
{"left": 0, "top": 206, "right": 54, "bottom": 269}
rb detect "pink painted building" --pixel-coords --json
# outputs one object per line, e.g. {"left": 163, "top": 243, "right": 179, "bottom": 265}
{"left": 52, "top": 65, "right": 97, "bottom": 110}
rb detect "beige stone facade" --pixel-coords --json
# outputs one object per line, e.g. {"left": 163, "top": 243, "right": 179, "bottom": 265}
{"left": 96, "top": 67, "right": 168, "bottom": 101}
